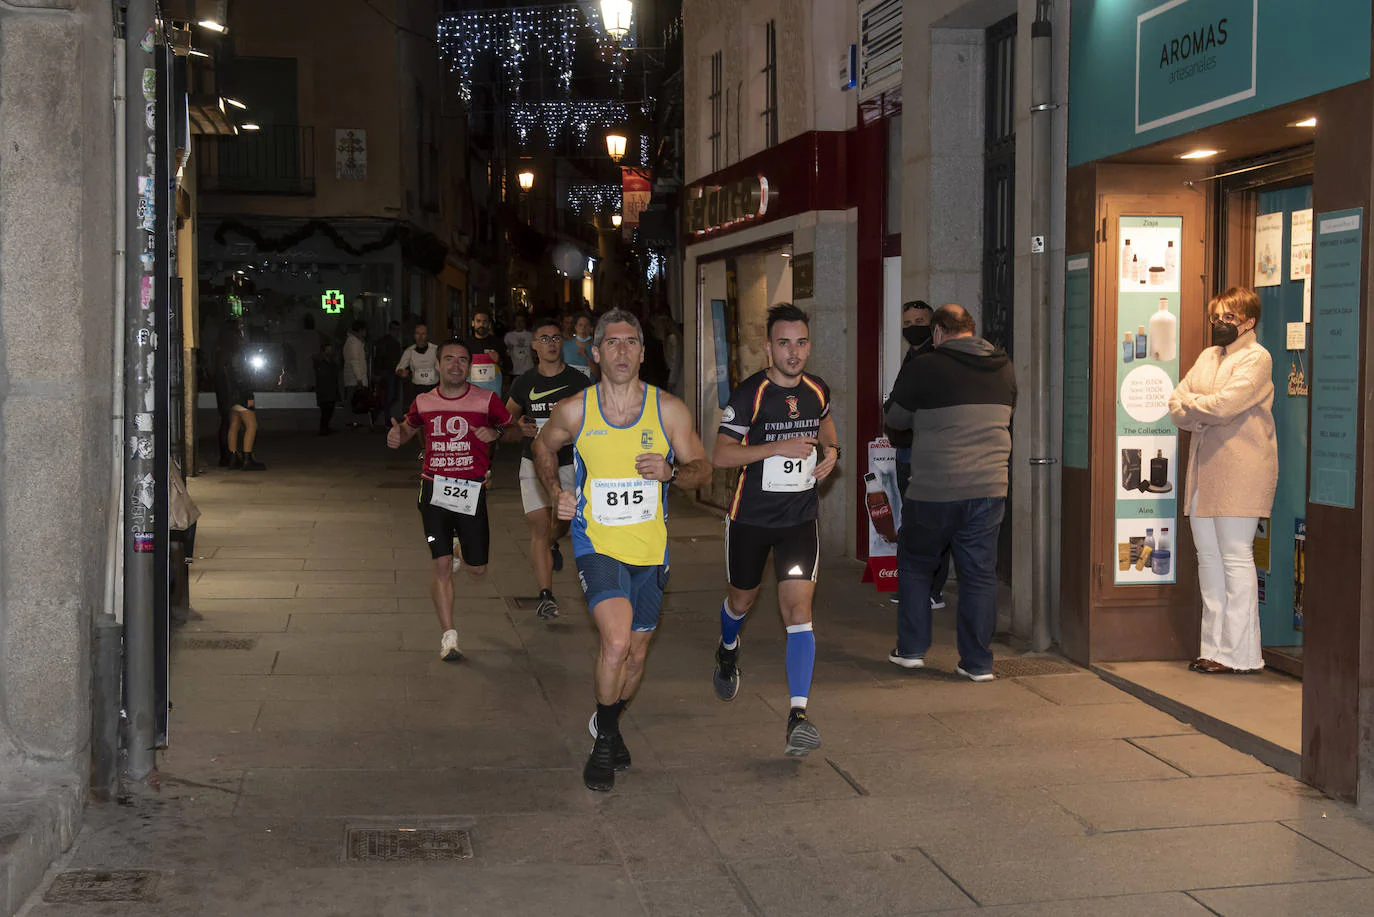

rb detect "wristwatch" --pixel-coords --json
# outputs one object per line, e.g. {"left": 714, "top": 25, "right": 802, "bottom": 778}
{"left": 667, "top": 462, "right": 679, "bottom": 484}
{"left": 825, "top": 444, "right": 841, "bottom": 458}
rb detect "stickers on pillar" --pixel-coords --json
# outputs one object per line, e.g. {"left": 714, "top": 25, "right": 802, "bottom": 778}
{"left": 860, "top": 439, "right": 901, "bottom": 592}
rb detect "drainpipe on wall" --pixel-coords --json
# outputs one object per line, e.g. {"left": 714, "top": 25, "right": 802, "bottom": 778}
{"left": 123, "top": 0, "right": 159, "bottom": 783}
{"left": 1028, "top": 1, "right": 1058, "bottom": 652}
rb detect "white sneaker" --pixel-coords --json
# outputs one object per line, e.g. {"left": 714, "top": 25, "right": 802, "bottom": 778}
{"left": 888, "top": 650, "right": 925, "bottom": 669}
{"left": 440, "top": 629, "right": 462, "bottom": 662}
{"left": 930, "top": 594, "right": 947, "bottom": 610}
{"left": 889, "top": 595, "right": 899, "bottom": 605}
{"left": 956, "top": 665, "right": 995, "bottom": 682}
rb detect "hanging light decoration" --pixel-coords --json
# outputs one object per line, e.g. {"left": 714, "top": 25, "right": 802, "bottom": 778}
{"left": 439, "top": 5, "right": 623, "bottom": 105}
{"left": 605, "top": 132, "right": 628, "bottom": 162}
{"left": 599, "top": 0, "right": 633, "bottom": 42}
{"left": 566, "top": 183, "right": 621, "bottom": 215}
{"left": 510, "top": 100, "right": 629, "bottom": 147}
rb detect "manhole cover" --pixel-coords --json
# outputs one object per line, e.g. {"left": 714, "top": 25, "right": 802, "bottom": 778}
{"left": 346, "top": 827, "right": 473, "bottom": 862}
{"left": 993, "top": 656, "right": 1081, "bottom": 677}
{"left": 45, "top": 870, "right": 159, "bottom": 903}
{"left": 181, "top": 637, "right": 257, "bottom": 651}
{"left": 505, "top": 596, "right": 543, "bottom": 612}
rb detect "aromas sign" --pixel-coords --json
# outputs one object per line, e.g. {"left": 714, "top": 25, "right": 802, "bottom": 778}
{"left": 685, "top": 176, "right": 771, "bottom": 237}
{"left": 1069, "top": 0, "right": 1371, "bottom": 164}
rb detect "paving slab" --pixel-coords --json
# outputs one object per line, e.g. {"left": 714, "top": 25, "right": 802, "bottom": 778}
{"left": 1129, "top": 733, "right": 1274, "bottom": 777}
{"left": 1191, "top": 877, "right": 1374, "bottom": 915}
{"left": 1281, "top": 814, "right": 1374, "bottom": 870}
{"left": 730, "top": 850, "right": 975, "bottom": 915}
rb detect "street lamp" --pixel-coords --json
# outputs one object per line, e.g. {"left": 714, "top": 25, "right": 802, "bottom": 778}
{"left": 517, "top": 170, "right": 535, "bottom": 192}
{"left": 600, "top": 0, "right": 633, "bottom": 42}
{"left": 611, "top": 213, "right": 623, "bottom": 228}
{"left": 605, "top": 132, "right": 627, "bottom": 162}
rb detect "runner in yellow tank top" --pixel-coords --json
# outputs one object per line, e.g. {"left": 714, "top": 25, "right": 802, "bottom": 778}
{"left": 534, "top": 309, "right": 710, "bottom": 792}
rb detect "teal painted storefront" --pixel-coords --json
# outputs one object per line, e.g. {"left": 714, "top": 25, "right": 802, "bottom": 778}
{"left": 1070, "top": 0, "right": 1371, "bottom": 164}
{"left": 1254, "top": 185, "right": 1312, "bottom": 650}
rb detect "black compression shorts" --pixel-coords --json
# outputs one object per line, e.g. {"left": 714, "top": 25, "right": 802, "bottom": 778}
{"left": 418, "top": 478, "right": 491, "bottom": 565}
{"left": 725, "top": 518, "right": 820, "bottom": 591}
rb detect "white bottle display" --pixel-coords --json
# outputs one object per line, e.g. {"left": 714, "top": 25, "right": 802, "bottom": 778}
{"left": 1149, "top": 299, "right": 1177, "bottom": 362}
{"left": 1121, "top": 238, "right": 1133, "bottom": 281}
{"left": 1164, "top": 240, "right": 1178, "bottom": 287}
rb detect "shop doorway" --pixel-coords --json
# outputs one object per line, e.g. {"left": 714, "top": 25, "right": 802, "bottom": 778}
{"left": 1218, "top": 170, "right": 1314, "bottom": 677}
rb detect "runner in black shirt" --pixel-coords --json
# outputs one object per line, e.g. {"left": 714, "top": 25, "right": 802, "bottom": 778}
{"left": 504, "top": 318, "right": 592, "bottom": 619}
{"left": 710, "top": 303, "right": 839, "bottom": 757}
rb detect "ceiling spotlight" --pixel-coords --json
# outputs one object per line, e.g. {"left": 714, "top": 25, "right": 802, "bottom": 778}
{"left": 224, "top": 97, "right": 247, "bottom": 110}
{"left": 197, "top": 20, "right": 227, "bottom": 33}
{"left": 188, "top": 49, "right": 211, "bottom": 59}
{"left": 1292, "top": 117, "right": 1317, "bottom": 128}
{"left": 241, "top": 122, "right": 261, "bottom": 131}
{"left": 1178, "top": 149, "right": 1220, "bottom": 160}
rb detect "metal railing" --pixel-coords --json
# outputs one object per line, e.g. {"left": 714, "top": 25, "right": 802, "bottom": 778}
{"left": 197, "top": 125, "right": 316, "bottom": 196}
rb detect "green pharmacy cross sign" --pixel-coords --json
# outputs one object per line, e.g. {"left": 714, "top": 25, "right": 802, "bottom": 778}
{"left": 321, "top": 289, "right": 346, "bottom": 314}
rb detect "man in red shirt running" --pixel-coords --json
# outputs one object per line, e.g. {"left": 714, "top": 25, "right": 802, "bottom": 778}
{"left": 388, "top": 339, "right": 511, "bottom": 660}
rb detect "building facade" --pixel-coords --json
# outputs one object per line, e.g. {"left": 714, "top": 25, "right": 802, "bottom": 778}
{"left": 1062, "top": 0, "right": 1374, "bottom": 812}
{"left": 192, "top": 0, "right": 473, "bottom": 417}
{"left": 681, "top": 0, "right": 867, "bottom": 561}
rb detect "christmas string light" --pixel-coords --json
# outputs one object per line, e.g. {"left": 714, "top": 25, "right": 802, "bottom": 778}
{"left": 511, "top": 99, "right": 629, "bottom": 146}
{"left": 438, "top": 4, "right": 625, "bottom": 104}
{"left": 566, "top": 183, "right": 622, "bottom": 215}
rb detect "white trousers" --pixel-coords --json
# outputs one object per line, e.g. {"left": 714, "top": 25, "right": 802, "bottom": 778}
{"left": 1189, "top": 514, "right": 1264, "bottom": 671}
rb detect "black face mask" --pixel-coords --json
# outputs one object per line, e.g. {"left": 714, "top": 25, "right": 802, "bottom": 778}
{"left": 903, "top": 325, "right": 933, "bottom": 348}
{"left": 1210, "top": 320, "right": 1240, "bottom": 347}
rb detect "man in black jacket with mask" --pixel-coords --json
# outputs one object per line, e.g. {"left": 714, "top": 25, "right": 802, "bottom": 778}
{"left": 884, "top": 301, "right": 950, "bottom": 610}
{"left": 884, "top": 304, "right": 1016, "bottom": 682}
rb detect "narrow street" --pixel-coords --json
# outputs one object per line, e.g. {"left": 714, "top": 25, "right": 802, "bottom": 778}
{"left": 22, "top": 433, "right": 1374, "bottom": 916}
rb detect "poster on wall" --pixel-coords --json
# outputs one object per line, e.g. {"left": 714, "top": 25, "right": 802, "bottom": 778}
{"left": 1291, "top": 209, "right": 1313, "bottom": 280}
{"left": 1063, "top": 254, "right": 1092, "bottom": 469}
{"left": 860, "top": 439, "right": 901, "bottom": 592}
{"left": 1115, "top": 215, "right": 1181, "bottom": 585}
{"left": 1254, "top": 212, "right": 1284, "bottom": 287}
{"left": 1310, "top": 208, "right": 1363, "bottom": 508}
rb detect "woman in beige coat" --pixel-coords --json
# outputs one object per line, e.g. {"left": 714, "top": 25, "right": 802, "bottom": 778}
{"left": 1168, "top": 287, "right": 1277, "bottom": 674}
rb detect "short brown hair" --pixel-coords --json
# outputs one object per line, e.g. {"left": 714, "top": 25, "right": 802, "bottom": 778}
{"left": 933, "top": 304, "right": 976, "bottom": 336}
{"left": 1210, "top": 286, "right": 1261, "bottom": 324}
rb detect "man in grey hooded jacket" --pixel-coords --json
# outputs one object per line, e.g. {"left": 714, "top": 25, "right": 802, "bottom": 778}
{"left": 883, "top": 304, "right": 1016, "bottom": 681}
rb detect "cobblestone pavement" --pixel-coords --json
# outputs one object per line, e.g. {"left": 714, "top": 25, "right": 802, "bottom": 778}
{"left": 19, "top": 432, "right": 1374, "bottom": 916}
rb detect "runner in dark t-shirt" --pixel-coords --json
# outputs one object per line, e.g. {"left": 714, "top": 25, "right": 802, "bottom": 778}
{"left": 708, "top": 304, "right": 839, "bottom": 759}
{"left": 503, "top": 319, "right": 592, "bottom": 619}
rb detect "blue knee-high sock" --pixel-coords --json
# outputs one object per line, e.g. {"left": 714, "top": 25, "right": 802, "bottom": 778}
{"left": 720, "top": 599, "right": 746, "bottom": 649}
{"left": 785, "top": 622, "right": 815, "bottom": 709}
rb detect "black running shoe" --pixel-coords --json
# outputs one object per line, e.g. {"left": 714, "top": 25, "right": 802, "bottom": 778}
{"left": 784, "top": 709, "right": 821, "bottom": 758}
{"left": 583, "top": 735, "right": 616, "bottom": 791}
{"left": 536, "top": 590, "right": 560, "bottom": 620}
{"left": 587, "top": 711, "right": 632, "bottom": 770}
{"left": 550, "top": 541, "right": 564, "bottom": 573}
{"left": 713, "top": 640, "right": 741, "bottom": 702}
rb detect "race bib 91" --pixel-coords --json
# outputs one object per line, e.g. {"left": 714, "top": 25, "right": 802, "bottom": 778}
{"left": 431, "top": 476, "right": 482, "bottom": 515}
{"left": 762, "top": 452, "right": 816, "bottom": 493}
{"left": 590, "top": 477, "right": 659, "bottom": 526}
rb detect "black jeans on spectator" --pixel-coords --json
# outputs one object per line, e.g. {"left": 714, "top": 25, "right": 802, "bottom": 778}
{"left": 318, "top": 402, "right": 335, "bottom": 433}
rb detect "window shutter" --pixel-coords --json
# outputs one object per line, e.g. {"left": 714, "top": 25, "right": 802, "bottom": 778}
{"left": 858, "top": 0, "right": 902, "bottom": 101}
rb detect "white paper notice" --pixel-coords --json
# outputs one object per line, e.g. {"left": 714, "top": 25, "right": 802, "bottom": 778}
{"left": 1291, "top": 209, "right": 1313, "bottom": 280}
{"left": 1303, "top": 277, "right": 1312, "bottom": 322}
{"left": 1287, "top": 322, "right": 1308, "bottom": 351}
{"left": 1254, "top": 212, "right": 1284, "bottom": 287}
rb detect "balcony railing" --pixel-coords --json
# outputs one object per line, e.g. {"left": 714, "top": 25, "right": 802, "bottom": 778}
{"left": 197, "top": 125, "right": 316, "bottom": 196}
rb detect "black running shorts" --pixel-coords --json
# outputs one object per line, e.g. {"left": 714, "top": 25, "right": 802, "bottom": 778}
{"left": 418, "top": 478, "right": 491, "bottom": 565}
{"left": 725, "top": 518, "right": 820, "bottom": 591}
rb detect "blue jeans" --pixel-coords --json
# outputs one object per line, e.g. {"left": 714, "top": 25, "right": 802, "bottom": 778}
{"left": 896, "top": 497, "right": 1005, "bottom": 673}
